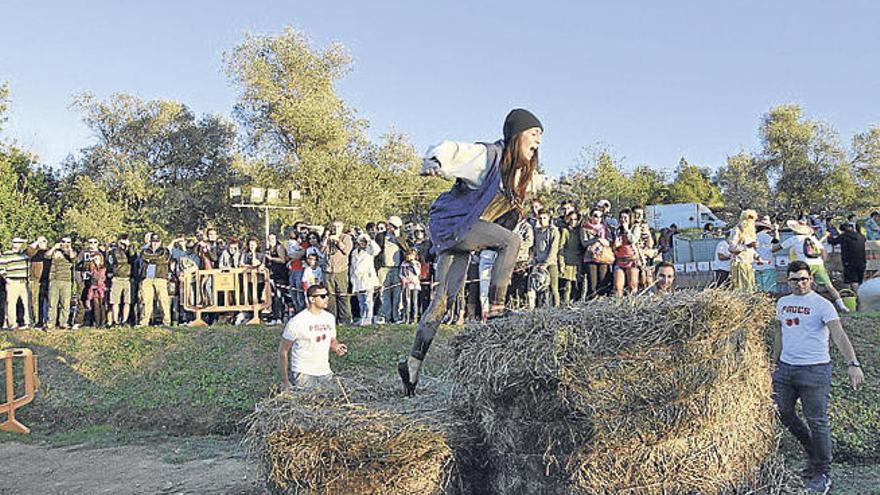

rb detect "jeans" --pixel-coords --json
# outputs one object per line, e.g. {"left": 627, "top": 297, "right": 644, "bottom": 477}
{"left": 403, "top": 288, "right": 420, "bottom": 323}
{"left": 288, "top": 269, "right": 304, "bottom": 312}
{"left": 357, "top": 288, "right": 374, "bottom": 325}
{"left": 288, "top": 370, "right": 334, "bottom": 389}
{"left": 379, "top": 267, "right": 401, "bottom": 323}
{"left": 411, "top": 220, "right": 520, "bottom": 360}
{"left": 772, "top": 361, "right": 832, "bottom": 474}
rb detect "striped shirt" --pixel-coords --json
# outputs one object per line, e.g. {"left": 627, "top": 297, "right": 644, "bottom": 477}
{"left": 0, "top": 250, "right": 29, "bottom": 281}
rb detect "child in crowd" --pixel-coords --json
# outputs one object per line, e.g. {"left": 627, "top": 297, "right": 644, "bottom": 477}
{"left": 399, "top": 249, "right": 422, "bottom": 324}
{"left": 301, "top": 252, "right": 323, "bottom": 293}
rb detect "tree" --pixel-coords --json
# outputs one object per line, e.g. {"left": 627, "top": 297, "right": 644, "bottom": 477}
{"left": 224, "top": 27, "right": 438, "bottom": 226}
{"left": 666, "top": 158, "right": 723, "bottom": 207}
{"left": 850, "top": 127, "right": 880, "bottom": 209}
{"left": 553, "top": 146, "right": 667, "bottom": 212}
{"left": 66, "top": 93, "right": 246, "bottom": 238}
{"left": 716, "top": 152, "right": 771, "bottom": 213}
{"left": 0, "top": 147, "right": 57, "bottom": 241}
{"left": 0, "top": 83, "right": 59, "bottom": 241}
{"left": 759, "top": 105, "right": 851, "bottom": 213}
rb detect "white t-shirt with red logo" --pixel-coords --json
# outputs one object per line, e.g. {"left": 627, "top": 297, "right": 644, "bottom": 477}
{"left": 282, "top": 309, "right": 337, "bottom": 376}
{"left": 775, "top": 292, "right": 839, "bottom": 365}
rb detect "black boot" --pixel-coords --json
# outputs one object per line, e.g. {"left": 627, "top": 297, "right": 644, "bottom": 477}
{"left": 397, "top": 359, "right": 417, "bottom": 397}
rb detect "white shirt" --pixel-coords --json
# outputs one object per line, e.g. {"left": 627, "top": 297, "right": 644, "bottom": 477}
{"left": 755, "top": 232, "right": 775, "bottom": 271}
{"left": 714, "top": 240, "right": 731, "bottom": 271}
{"left": 776, "top": 292, "right": 839, "bottom": 365}
{"left": 282, "top": 310, "right": 336, "bottom": 376}
{"left": 780, "top": 234, "right": 824, "bottom": 266}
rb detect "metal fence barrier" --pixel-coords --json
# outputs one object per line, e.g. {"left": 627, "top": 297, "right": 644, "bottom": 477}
{"left": 1, "top": 348, "right": 37, "bottom": 434}
{"left": 180, "top": 266, "right": 272, "bottom": 327}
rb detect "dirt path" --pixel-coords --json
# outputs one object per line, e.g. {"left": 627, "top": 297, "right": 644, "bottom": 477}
{"left": 0, "top": 441, "right": 265, "bottom": 495}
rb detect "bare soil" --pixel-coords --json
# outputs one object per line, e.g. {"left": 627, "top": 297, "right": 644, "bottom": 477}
{"left": 0, "top": 439, "right": 264, "bottom": 495}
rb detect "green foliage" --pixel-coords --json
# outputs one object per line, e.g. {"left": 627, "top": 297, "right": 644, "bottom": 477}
{"left": 759, "top": 105, "right": 854, "bottom": 213}
{"left": 1, "top": 323, "right": 454, "bottom": 435}
{"left": 553, "top": 147, "right": 668, "bottom": 212}
{"left": 717, "top": 152, "right": 771, "bottom": 212}
{"left": 65, "top": 93, "right": 247, "bottom": 238}
{"left": 224, "top": 27, "right": 439, "bottom": 226}
{"left": 666, "top": 158, "right": 723, "bottom": 207}
{"left": 61, "top": 175, "right": 127, "bottom": 241}
{"left": 0, "top": 146, "right": 57, "bottom": 242}
{"left": 850, "top": 127, "right": 880, "bottom": 209}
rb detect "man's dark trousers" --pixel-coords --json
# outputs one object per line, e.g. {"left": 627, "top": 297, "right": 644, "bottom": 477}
{"left": 326, "top": 270, "right": 351, "bottom": 324}
{"left": 772, "top": 361, "right": 832, "bottom": 474}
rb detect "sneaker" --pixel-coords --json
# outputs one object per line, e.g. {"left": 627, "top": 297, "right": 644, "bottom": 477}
{"left": 806, "top": 473, "right": 832, "bottom": 494}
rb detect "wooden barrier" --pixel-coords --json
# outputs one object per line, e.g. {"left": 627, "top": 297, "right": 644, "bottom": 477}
{"left": 180, "top": 266, "right": 272, "bottom": 327}
{"left": 1, "top": 348, "right": 37, "bottom": 434}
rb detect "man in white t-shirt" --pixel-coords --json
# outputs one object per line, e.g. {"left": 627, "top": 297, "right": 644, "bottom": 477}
{"left": 772, "top": 261, "right": 864, "bottom": 494}
{"left": 754, "top": 221, "right": 777, "bottom": 292}
{"left": 773, "top": 219, "right": 848, "bottom": 312}
{"left": 713, "top": 236, "right": 731, "bottom": 287}
{"left": 278, "top": 283, "right": 347, "bottom": 390}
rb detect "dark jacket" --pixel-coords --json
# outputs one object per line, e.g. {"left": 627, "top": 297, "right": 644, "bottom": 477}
{"left": 140, "top": 247, "right": 172, "bottom": 280}
{"left": 108, "top": 245, "right": 138, "bottom": 279}
{"left": 830, "top": 231, "right": 866, "bottom": 267}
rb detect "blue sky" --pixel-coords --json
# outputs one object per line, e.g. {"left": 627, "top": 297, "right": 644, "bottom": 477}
{"left": 1, "top": 1, "right": 879, "bottom": 177}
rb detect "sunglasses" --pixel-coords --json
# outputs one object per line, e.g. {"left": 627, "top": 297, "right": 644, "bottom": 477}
{"left": 787, "top": 277, "right": 810, "bottom": 283}
{"left": 311, "top": 293, "right": 329, "bottom": 299}
{"left": 591, "top": 214, "right": 601, "bottom": 218}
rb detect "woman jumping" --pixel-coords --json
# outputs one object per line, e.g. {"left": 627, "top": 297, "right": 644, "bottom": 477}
{"left": 398, "top": 108, "right": 544, "bottom": 396}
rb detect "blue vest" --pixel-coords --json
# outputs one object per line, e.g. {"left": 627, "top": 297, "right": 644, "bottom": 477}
{"left": 428, "top": 141, "right": 504, "bottom": 254}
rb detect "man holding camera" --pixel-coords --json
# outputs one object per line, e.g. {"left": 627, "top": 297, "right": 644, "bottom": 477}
{"left": 107, "top": 234, "right": 138, "bottom": 326}
{"left": 322, "top": 220, "right": 353, "bottom": 324}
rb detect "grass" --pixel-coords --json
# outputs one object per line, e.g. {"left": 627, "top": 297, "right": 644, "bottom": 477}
{"left": 0, "top": 323, "right": 452, "bottom": 436}
{"left": 1, "top": 313, "right": 877, "bottom": 492}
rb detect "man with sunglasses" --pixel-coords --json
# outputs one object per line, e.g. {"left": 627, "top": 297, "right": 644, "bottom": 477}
{"left": 279, "top": 283, "right": 347, "bottom": 390}
{"left": 772, "top": 260, "right": 864, "bottom": 494}
{"left": 72, "top": 237, "right": 103, "bottom": 328}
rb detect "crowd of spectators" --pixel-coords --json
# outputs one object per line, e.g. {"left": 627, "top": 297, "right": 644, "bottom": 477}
{"left": 1, "top": 207, "right": 878, "bottom": 330}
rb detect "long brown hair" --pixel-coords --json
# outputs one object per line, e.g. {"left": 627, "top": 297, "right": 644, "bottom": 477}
{"left": 499, "top": 131, "right": 538, "bottom": 212}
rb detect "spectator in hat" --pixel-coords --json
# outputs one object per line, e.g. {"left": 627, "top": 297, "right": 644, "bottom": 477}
{"left": 596, "top": 199, "right": 618, "bottom": 229}
{"left": 773, "top": 219, "right": 849, "bottom": 313}
{"left": 0, "top": 237, "right": 31, "bottom": 329}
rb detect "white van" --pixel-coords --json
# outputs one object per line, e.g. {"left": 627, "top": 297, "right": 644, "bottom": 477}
{"left": 646, "top": 203, "right": 725, "bottom": 230}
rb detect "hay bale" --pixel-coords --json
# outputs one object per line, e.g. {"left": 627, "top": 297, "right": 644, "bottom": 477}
{"left": 244, "top": 376, "right": 474, "bottom": 495}
{"left": 450, "top": 289, "right": 789, "bottom": 494}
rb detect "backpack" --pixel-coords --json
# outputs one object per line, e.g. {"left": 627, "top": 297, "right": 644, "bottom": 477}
{"left": 803, "top": 236, "right": 822, "bottom": 259}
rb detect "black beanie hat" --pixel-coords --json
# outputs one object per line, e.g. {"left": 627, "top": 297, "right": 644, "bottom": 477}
{"left": 503, "top": 108, "right": 543, "bottom": 142}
